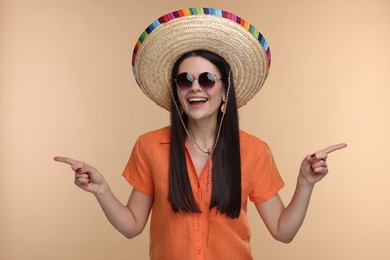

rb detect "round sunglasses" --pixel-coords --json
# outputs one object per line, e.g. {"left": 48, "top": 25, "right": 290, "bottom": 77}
{"left": 174, "top": 72, "right": 222, "bottom": 90}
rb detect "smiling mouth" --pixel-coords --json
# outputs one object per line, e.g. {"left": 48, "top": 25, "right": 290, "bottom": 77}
{"left": 188, "top": 97, "right": 208, "bottom": 105}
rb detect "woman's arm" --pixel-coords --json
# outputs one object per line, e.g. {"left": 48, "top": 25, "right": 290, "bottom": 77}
{"left": 95, "top": 187, "right": 153, "bottom": 239}
{"left": 255, "top": 143, "right": 346, "bottom": 243}
{"left": 255, "top": 183, "right": 313, "bottom": 243}
{"left": 54, "top": 157, "right": 153, "bottom": 239}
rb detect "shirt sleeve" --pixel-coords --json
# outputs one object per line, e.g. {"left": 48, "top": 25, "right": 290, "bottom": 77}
{"left": 122, "top": 135, "right": 154, "bottom": 196}
{"left": 249, "top": 141, "right": 284, "bottom": 204}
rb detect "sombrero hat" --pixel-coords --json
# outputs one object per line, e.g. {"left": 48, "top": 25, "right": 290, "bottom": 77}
{"left": 132, "top": 7, "right": 271, "bottom": 111}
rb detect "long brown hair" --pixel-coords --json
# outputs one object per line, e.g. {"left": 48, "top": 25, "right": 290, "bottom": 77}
{"left": 168, "top": 50, "right": 242, "bottom": 219}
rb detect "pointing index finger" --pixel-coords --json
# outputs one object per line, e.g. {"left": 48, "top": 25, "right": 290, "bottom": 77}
{"left": 320, "top": 143, "right": 347, "bottom": 155}
{"left": 53, "top": 156, "right": 79, "bottom": 166}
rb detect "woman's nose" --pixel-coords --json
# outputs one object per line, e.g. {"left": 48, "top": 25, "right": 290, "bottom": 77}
{"left": 190, "top": 78, "right": 203, "bottom": 91}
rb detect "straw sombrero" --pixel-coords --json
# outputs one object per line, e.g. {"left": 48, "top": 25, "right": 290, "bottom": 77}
{"left": 132, "top": 7, "right": 271, "bottom": 111}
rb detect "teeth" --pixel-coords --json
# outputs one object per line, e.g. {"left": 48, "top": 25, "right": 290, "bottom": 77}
{"left": 188, "top": 97, "right": 208, "bottom": 102}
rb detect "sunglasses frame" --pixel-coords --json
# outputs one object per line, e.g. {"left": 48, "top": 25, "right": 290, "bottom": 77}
{"left": 174, "top": 72, "right": 222, "bottom": 90}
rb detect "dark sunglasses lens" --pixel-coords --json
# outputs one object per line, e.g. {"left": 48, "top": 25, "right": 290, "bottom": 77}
{"left": 176, "top": 73, "right": 193, "bottom": 89}
{"left": 198, "top": 72, "right": 216, "bottom": 88}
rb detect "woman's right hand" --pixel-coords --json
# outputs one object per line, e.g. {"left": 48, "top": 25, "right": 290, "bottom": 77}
{"left": 54, "top": 156, "right": 108, "bottom": 195}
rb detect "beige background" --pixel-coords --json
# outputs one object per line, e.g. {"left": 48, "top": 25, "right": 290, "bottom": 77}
{"left": 1, "top": 0, "right": 389, "bottom": 259}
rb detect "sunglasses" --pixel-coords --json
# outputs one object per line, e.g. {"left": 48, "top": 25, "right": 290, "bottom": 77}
{"left": 174, "top": 72, "right": 222, "bottom": 90}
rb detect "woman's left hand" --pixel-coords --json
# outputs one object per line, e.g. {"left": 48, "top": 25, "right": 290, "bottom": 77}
{"left": 299, "top": 143, "right": 347, "bottom": 186}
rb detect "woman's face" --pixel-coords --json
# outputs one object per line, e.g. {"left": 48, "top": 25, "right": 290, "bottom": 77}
{"left": 176, "top": 56, "right": 225, "bottom": 123}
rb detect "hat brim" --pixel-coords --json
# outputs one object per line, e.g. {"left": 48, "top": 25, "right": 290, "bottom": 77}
{"left": 132, "top": 8, "right": 271, "bottom": 111}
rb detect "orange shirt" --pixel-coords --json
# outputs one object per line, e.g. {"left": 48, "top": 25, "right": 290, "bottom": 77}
{"left": 122, "top": 126, "right": 284, "bottom": 260}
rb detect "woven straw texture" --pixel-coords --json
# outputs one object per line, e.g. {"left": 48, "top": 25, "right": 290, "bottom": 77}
{"left": 133, "top": 9, "right": 270, "bottom": 111}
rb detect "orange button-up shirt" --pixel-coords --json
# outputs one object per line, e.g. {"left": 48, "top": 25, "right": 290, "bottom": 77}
{"left": 122, "top": 126, "right": 284, "bottom": 260}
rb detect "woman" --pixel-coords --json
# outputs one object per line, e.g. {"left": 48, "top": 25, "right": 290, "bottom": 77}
{"left": 55, "top": 8, "right": 346, "bottom": 259}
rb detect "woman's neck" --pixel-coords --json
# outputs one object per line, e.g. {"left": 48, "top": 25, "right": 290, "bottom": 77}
{"left": 187, "top": 118, "right": 217, "bottom": 151}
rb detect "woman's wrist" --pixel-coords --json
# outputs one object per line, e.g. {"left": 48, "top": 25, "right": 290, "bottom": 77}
{"left": 93, "top": 182, "right": 111, "bottom": 198}
{"left": 297, "top": 176, "right": 315, "bottom": 191}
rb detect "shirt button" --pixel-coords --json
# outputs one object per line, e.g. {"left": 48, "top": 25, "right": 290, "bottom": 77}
{"left": 196, "top": 226, "right": 200, "bottom": 231}
{"left": 197, "top": 249, "right": 202, "bottom": 255}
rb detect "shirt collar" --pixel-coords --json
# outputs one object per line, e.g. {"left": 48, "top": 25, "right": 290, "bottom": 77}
{"left": 160, "top": 126, "right": 171, "bottom": 144}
